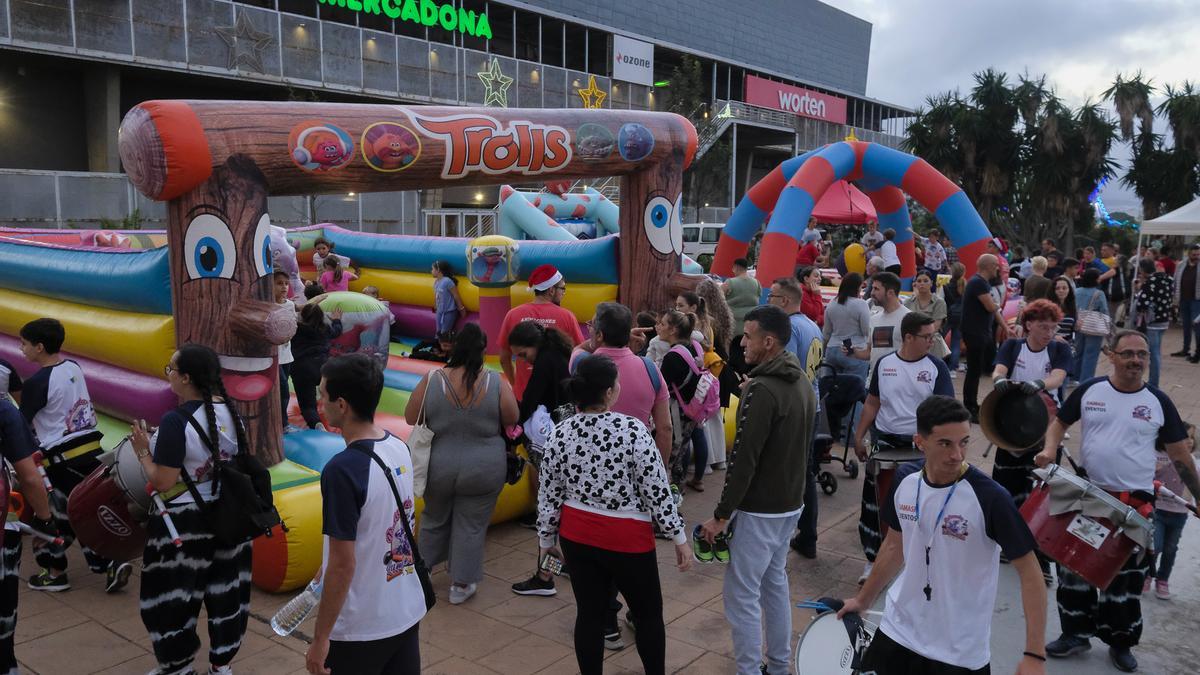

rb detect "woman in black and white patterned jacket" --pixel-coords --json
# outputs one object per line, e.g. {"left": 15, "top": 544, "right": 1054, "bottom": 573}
{"left": 537, "top": 354, "right": 689, "bottom": 675}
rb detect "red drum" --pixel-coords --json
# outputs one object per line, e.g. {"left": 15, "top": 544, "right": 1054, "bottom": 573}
{"left": 1020, "top": 465, "right": 1152, "bottom": 589}
{"left": 869, "top": 449, "right": 924, "bottom": 508}
{"left": 869, "top": 448, "right": 923, "bottom": 539}
{"left": 67, "top": 440, "right": 149, "bottom": 563}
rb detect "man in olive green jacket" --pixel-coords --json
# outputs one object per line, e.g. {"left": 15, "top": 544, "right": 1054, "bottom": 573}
{"left": 701, "top": 304, "right": 815, "bottom": 675}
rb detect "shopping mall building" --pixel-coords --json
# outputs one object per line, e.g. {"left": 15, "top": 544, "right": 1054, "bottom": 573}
{"left": 0, "top": 0, "right": 910, "bottom": 234}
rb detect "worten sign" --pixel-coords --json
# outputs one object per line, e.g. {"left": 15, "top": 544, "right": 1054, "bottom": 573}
{"left": 317, "top": 0, "right": 492, "bottom": 39}
{"left": 612, "top": 35, "right": 654, "bottom": 87}
{"left": 744, "top": 74, "right": 847, "bottom": 124}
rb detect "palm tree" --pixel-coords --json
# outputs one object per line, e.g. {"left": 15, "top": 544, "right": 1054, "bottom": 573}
{"left": 1158, "top": 82, "right": 1200, "bottom": 155}
{"left": 1102, "top": 72, "right": 1155, "bottom": 140}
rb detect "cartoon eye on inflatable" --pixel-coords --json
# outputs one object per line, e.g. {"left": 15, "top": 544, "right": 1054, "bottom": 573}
{"left": 253, "top": 213, "right": 274, "bottom": 277}
{"left": 184, "top": 214, "right": 237, "bottom": 280}
{"left": 643, "top": 195, "right": 674, "bottom": 255}
{"left": 671, "top": 193, "right": 684, "bottom": 255}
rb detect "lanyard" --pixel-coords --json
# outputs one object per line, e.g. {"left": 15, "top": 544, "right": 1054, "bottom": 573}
{"left": 914, "top": 467, "right": 963, "bottom": 602}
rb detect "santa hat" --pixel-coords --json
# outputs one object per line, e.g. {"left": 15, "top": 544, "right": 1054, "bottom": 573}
{"left": 528, "top": 264, "right": 563, "bottom": 292}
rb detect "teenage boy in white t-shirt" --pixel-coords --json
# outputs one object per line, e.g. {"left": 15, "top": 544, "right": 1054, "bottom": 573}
{"left": 308, "top": 353, "right": 426, "bottom": 674}
{"left": 841, "top": 395, "right": 1048, "bottom": 675}
{"left": 17, "top": 318, "right": 127, "bottom": 593}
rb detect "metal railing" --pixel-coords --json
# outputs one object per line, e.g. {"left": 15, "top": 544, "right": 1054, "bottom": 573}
{"left": 422, "top": 209, "right": 496, "bottom": 238}
{"left": 692, "top": 99, "right": 907, "bottom": 160}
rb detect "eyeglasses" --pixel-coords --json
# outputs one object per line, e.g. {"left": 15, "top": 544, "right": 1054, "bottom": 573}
{"left": 1114, "top": 350, "right": 1150, "bottom": 360}
{"left": 163, "top": 364, "right": 177, "bottom": 377}
{"left": 914, "top": 332, "right": 937, "bottom": 342}
{"left": 766, "top": 293, "right": 785, "bottom": 300}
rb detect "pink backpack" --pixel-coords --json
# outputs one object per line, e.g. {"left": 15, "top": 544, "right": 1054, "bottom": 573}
{"left": 668, "top": 340, "right": 721, "bottom": 423}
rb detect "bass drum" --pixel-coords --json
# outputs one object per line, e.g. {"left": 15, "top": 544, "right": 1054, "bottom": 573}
{"left": 795, "top": 611, "right": 874, "bottom": 674}
{"left": 67, "top": 463, "right": 148, "bottom": 563}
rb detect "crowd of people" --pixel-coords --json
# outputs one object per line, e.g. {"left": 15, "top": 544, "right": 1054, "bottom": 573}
{"left": 0, "top": 227, "right": 1199, "bottom": 675}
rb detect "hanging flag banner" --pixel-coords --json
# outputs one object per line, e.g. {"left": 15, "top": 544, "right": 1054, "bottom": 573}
{"left": 612, "top": 35, "right": 654, "bottom": 87}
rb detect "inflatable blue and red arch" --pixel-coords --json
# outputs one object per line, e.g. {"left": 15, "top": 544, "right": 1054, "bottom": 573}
{"left": 711, "top": 141, "right": 992, "bottom": 291}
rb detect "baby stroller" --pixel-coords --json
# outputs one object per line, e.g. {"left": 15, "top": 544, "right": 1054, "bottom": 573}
{"left": 812, "top": 362, "right": 868, "bottom": 495}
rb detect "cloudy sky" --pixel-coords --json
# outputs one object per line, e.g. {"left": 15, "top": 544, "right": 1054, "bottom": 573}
{"left": 822, "top": 0, "right": 1200, "bottom": 214}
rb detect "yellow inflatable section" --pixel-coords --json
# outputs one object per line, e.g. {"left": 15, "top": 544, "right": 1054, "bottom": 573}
{"left": 252, "top": 481, "right": 323, "bottom": 593}
{"left": 0, "top": 289, "right": 175, "bottom": 377}
{"left": 349, "top": 269, "right": 616, "bottom": 322}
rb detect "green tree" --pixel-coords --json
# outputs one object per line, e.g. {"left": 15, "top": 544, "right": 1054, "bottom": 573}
{"left": 665, "top": 55, "right": 731, "bottom": 212}
{"left": 1103, "top": 73, "right": 1200, "bottom": 219}
{"left": 905, "top": 70, "right": 1117, "bottom": 252}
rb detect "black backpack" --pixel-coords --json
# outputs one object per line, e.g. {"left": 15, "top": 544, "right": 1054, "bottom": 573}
{"left": 182, "top": 414, "right": 282, "bottom": 546}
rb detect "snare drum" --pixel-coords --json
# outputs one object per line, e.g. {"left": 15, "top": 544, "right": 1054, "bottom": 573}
{"left": 66, "top": 440, "right": 151, "bottom": 563}
{"left": 109, "top": 438, "right": 153, "bottom": 512}
{"left": 794, "top": 611, "right": 875, "bottom": 674}
{"left": 1020, "top": 465, "right": 1152, "bottom": 589}
{"left": 869, "top": 449, "right": 924, "bottom": 509}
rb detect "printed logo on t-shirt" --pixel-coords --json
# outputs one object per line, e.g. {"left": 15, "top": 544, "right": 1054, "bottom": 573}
{"left": 916, "top": 370, "right": 933, "bottom": 384}
{"left": 941, "top": 514, "right": 969, "bottom": 540}
{"left": 872, "top": 325, "right": 895, "bottom": 349}
{"left": 1084, "top": 399, "right": 1106, "bottom": 413}
{"left": 1132, "top": 405, "right": 1153, "bottom": 423}
{"left": 898, "top": 502, "right": 918, "bottom": 521}
{"left": 384, "top": 502, "right": 417, "bottom": 582}
{"left": 67, "top": 398, "right": 97, "bottom": 434}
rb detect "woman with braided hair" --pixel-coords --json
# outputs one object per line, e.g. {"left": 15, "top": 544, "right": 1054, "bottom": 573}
{"left": 129, "top": 343, "right": 252, "bottom": 675}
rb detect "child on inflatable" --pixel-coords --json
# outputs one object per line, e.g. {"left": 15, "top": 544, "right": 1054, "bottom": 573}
{"left": 318, "top": 255, "right": 359, "bottom": 293}
{"left": 290, "top": 305, "right": 344, "bottom": 431}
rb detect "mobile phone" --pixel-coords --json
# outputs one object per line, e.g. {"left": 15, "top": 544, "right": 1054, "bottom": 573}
{"left": 539, "top": 552, "right": 564, "bottom": 576}
{"left": 842, "top": 338, "right": 853, "bottom": 354}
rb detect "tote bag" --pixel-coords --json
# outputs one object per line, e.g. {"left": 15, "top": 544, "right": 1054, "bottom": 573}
{"left": 1077, "top": 291, "right": 1112, "bottom": 337}
{"left": 408, "top": 371, "right": 440, "bottom": 498}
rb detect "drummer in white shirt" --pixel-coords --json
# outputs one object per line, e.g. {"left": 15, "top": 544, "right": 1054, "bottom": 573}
{"left": 851, "top": 312, "right": 954, "bottom": 583}
{"left": 840, "top": 395, "right": 1048, "bottom": 675}
{"left": 1035, "top": 329, "right": 1199, "bottom": 672}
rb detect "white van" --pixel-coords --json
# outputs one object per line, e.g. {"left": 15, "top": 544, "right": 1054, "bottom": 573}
{"left": 682, "top": 223, "right": 724, "bottom": 265}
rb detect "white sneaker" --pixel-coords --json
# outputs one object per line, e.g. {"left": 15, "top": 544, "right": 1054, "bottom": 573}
{"left": 858, "top": 562, "right": 873, "bottom": 585}
{"left": 209, "top": 665, "right": 233, "bottom": 675}
{"left": 449, "top": 582, "right": 477, "bottom": 605}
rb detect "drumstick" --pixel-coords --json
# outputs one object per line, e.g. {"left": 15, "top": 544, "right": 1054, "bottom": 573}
{"left": 147, "top": 488, "right": 183, "bottom": 548}
{"left": 1058, "top": 445, "right": 1088, "bottom": 479}
{"left": 1154, "top": 480, "right": 1200, "bottom": 517}
{"left": 13, "top": 521, "right": 65, "bottom": 546}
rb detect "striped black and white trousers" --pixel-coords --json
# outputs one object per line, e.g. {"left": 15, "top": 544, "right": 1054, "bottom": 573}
{"left": 1056, "top": 553, "right": 1150, "bottom": 648}
{"left": 858, "top": 468, "right": 881, "bottom": 563}
{"left": 140, "top": 502, "right": 252, "bottom": 675}
{"left": 0, "top": 530, "right": 22, "bottom": 675}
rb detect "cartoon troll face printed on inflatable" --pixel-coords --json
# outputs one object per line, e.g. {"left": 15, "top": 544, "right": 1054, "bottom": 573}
{"left": 168, "top": 155, "right": 296, "bottom": 459}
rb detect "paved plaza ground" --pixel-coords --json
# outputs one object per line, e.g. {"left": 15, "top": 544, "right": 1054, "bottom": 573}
{"left": 13, "top": 331, "right": 1200, "bottom": 674}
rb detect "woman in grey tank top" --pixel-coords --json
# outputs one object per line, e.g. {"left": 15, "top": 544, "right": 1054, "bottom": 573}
{"left": 405, "top": 324, "right": 519, "bottom": 605}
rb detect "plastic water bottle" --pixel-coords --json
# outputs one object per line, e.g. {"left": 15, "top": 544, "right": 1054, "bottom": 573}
{"left": 270, "top": 579, "right": 322, "bottom": 636}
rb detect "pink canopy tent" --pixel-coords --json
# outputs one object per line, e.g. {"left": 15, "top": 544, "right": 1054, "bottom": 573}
{"left": 812, "top": 180, "right": 877, "bottom": 224}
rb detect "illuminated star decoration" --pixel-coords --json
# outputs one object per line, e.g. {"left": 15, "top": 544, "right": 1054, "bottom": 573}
{"left": 577, "top": 75, "right": 607, "bottom": 109}
{"left": 477, "top": 58, "right": 514, "bottom": 107}
{"left": 214, "top": 10, "right": 275, "bottom": 73}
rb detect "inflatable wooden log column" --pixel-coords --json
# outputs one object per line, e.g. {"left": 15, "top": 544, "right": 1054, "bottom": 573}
{"left": 618, "top": 158, "right": 688, "bottom": 313}
{"left": 166, "top": 156, "right": 295, "bottom": 465}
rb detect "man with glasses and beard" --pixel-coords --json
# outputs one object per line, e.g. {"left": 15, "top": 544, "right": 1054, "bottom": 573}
{"left": 1036, "top": 330, "right": 1200, "bottom": 672}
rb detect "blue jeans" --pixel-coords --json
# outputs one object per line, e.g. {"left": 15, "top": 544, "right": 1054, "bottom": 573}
{"left": 1146, "top": 328, "right": 1165, "bottom": 387}
{"left": 1074, "top": 334, "right": 1104, "bottom": 383}
{"left": 1152, "top": 509, "right": 1188, "bottom": 581}
{"left": 825, "top": 345, "right": 869, "bottom": 381}
{"left": 944, "top": 324, "right": 962, "bottom": 371}
{"left": 1182, "top": 299, "right": 1200, "bottom": 353}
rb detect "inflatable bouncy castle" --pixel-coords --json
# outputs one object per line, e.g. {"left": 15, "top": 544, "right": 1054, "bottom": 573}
{"left": 0, "top": 100, "right": 711, "bottom": 592}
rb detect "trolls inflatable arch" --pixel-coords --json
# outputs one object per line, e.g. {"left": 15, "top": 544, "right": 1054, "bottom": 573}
{"left": 0, "top": 101, "right": 701, "bottom": 592}
{"left": 711, "top": 141, "right": 993, "bottom": 289}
